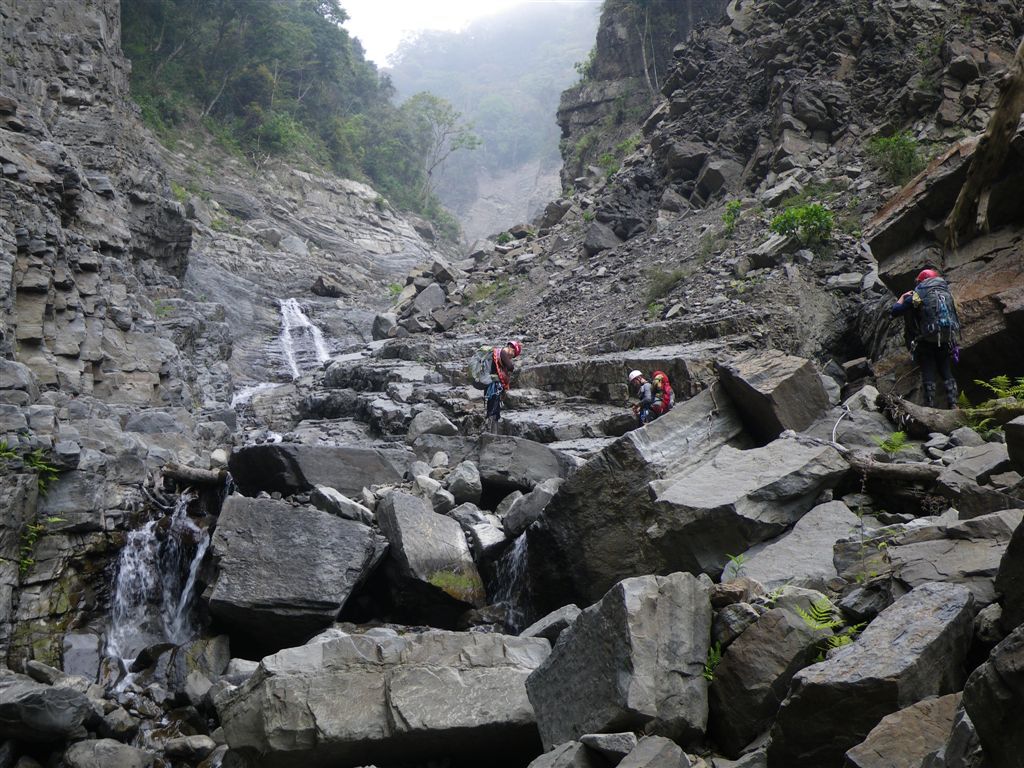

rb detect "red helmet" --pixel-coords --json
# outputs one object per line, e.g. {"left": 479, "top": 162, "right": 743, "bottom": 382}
{"left": 507, "top": 340, "right": 522, "bottom": 357}
{"left": 916, "top": 268, "right": 940, "bottom": 283}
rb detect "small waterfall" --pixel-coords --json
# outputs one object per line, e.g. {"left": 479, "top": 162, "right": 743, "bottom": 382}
{"left": 106, "top": 492, "right": 209, "bottom": 663}
{"left": 491, "top": 533, "right": 530, "bottom": 632}
{"left": 278, "top": 297, "right": 330, "bottom": 378}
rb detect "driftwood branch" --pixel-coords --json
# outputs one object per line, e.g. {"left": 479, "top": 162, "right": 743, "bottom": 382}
{"left": 842, "top": 451, "right": 943, "bottom": 484}
{"left": 946, "top": 35, "right": 1024, "bottom": 248}
{"left": 162, "top": 462, "right": 226, "bottom": 486}
{"left": 879, "top": 394, "right": 967, "bottom": 438}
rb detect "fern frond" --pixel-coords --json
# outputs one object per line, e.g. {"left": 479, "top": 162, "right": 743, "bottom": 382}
{"left": 795, "top": 598, "right": 843, "bottom": 630}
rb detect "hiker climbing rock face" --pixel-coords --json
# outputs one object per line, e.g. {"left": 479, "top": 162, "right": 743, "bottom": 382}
{"left": 891, "top": 268, "right": 962, "bottom": 408}
{"left": 628, "top": 369, "right": 673, "bottom": 427}
{"left": 469, "top": 340, "right": 522, "bottom": 431}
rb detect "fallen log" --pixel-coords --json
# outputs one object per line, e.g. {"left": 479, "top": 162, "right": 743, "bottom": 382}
{"left": 878, "top": 394, "right": 966, "bottom": 438}
{"left": 842, "top": 451, "right": 943, "bottom": 484}
{"left": 162, "top": 462, "right": 227, "bottom": 486}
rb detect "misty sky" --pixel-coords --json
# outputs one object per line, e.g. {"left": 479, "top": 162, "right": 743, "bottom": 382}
{"left": 342, "top": 0, "right": 602, "bottom": 66}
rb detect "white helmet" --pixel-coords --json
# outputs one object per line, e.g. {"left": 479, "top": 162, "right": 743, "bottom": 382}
{"left": 628, "top": 370, "right": 643, "bottom": 383}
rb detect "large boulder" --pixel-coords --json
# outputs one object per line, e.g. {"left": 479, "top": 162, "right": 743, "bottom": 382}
{"left": 768, "top": 582, "right": 976, "bottom": 768}
{"left": 526, "top": 742, "right": 601, "bottom": 768}
{"left": 963, "top": 623, "right": 1024, "bottom": 768}
{"left": 526, "top": 573, "right": 711, "bottom": 749}
{"left": 995, "top": 513, "right": 1024, "bottom": 632}
{"left": 648, "top": 437, "right": 849, "bottom": 576}
{"left": 734, "top": 501, "right": 860, "bottom": 590}
{"left": 1007, "top": 416, "right": 1024, "bottom": 473}
{"left": 934, "top": 443, "right": 1018, "bottom": 518}
{"left": 618, "top": 736, "right": 691, "bottom": 768}
{"left": 709, "top": 588, "right": 835, "bottom": 757}
{"left": 921, "top": 705, "right": 985, "bottom": 768}
{"left": 845, "top": 693, "right": 961, "bottom": 768}
{"left": 716, "top": 350, "right": 830, "bottom": 443}
{"left": 0, "top": 673, "right": 91, "bottom": 741}
{"left": 376, "top": 490, "right": 484, "bottom": 623}
{"left": 502, "top": 478, "right": 562, "bottom": 537}
{"left": 527, "top": 387, "right": 745, "bottom": 609}
{"left": 478, "top": 435, "right": 582, "bottom": 492}
{"left": 228, "top": 443, "right": 410, "bottom": 498}
{"left": 64, "top": 739, "right": 154, "bottom": 768}
{"left": 217, "top": 630, "right": 550, "bottom": 768}
{"left": 208, "top": 496, "right": 387, "bottom": 653}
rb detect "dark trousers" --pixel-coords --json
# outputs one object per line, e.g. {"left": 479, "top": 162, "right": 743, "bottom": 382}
{"left": 485, "top": 381, "right": 503, "bottom": 421}
{"left": 915, "top": 341, "right": 954, "bottom": 388}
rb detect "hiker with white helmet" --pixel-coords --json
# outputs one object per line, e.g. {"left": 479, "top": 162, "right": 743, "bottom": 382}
{"left": 628, "top": 370, "right": 654, "bottom": 427}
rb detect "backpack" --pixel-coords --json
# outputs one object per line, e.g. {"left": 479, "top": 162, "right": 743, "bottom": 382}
{"left": 916, "top": 277, "right": 960, "bottom": 344}
{"left": 651, "top": 370, "right": 675, "bottom": 411}
{"left": 467, "top": 346, "right": 494, "bottom": 390}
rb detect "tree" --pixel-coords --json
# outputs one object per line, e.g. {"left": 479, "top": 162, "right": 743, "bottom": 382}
{"left": 401, "top": 92, "right": 481, "bottom": 205}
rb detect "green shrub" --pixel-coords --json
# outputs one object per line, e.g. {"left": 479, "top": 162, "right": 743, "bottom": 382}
{"left": 867, "top": 132, "right": 925, "bottom": 185}
{"left": 598, "top": 152, "right": 619, "bottom": 179}
{"left": 722, "top": 200, "right": 742, "bottom": 237}
{"left": 428, "top": 569, "right": 484, "bottom": 603}
{"left": 770, "top": 203, "right": 834, "bottom": 246}
{"left": 645, "top": 267, "right": 688, "bottom": 303}
{"left": 496, "top": 232, "right": 512, "bottom": 245}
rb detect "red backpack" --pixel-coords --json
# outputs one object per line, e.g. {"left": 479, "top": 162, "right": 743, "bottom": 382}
{"left": 651, "top": 370, "right": 674, "bottom": 411}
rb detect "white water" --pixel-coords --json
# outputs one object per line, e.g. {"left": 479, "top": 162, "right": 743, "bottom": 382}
{"left": 279, "top": 297, "right": 331, "bottom": 379}
{"left": 106, "top": 492, "right": 209, "bottom": 663}
{"left": 491, "top": 533, "right": 530, "bottom": 632}
{"left": 230, "top": 381, "right": 287, "bottom": 408}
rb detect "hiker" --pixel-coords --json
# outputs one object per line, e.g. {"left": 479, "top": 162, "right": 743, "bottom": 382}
{"left": 629, "top": 369, "right": 675, "bottom": 427}
{"left": 650, "top": 369, "right": 675, "bottom": 419}
{"left": 484, "top": 340, "right": 522, "bottom": 428}
{"left": 891, "top": 268, "right": 961, "bottom": 408}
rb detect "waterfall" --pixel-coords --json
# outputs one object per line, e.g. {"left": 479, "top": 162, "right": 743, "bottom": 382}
{"left": 278, "top": 297, "right": 331, "bottom": 379}
{"left": 106, "top": 492, "right": 209, "bottom": 663}
{"left": 490, "top": 533, "right": 530, "bottom": 632}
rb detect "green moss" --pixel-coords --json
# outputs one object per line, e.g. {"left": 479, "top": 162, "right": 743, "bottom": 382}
{"left": 428, "top": 569, "right": 484, "bottom": 603}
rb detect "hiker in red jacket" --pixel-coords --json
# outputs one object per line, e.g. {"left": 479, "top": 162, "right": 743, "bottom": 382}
{"left": 485, "top": 340, "right": 522, "bottom": 429}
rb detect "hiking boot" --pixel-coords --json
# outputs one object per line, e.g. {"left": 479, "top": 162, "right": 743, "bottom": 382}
{"left": 923, "top": 383, "right": 936, "bottom": 408}
{"left": 945, "top": 380, "right": 959, "bottom": 409}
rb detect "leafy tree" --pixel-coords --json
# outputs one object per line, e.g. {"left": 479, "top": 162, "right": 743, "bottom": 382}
{"left": 401, "top": 93, "right": 481, "bottom": 204}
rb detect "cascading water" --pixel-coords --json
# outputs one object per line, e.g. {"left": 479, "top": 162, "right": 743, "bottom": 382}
{"left": 490, "top": 533, "right": 530, "bottom": 632}
{"left": 106, "top": 491, "right": 209, "bottom": 664}
{"left": 278, "top": 297, "right": 331, "bottom": 379}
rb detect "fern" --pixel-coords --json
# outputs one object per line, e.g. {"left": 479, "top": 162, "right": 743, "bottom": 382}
{"left": 795, "top": 598, "right": 844, "bottom": 631}
{"left": 974, "top": 375, "right": 1024, "bottom": 401}
{"left": 872, "top": 431, "right": 909, "bottom": 456}
{"left": 703, "top": 641, "right": 723, "bottom": 681}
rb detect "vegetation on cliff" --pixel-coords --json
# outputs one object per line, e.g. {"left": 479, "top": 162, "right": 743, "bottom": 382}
{"left": 120, "top": 0, "right": 476, "bottom": 238}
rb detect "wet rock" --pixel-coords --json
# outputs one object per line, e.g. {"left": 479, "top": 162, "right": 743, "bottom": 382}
{"left": 845, "top": 693, "right": 961, "bottom": 768}
{"left": 520, "top": 604, "right": 581, "bottom": 644}
{"left": 618, "top": 736, "right": 691, "bottom": 768}
{"left": 526, "top": 741, "right": 600, "bottom": 768}
{"left": 709, "top": 587, "right": 833, "bottom": 757}
{"left": 164, "top": 734, "right": 217, "bottom": 761}
{"left": 963, "top": 623, "right": 1024, "bottom": 768}
{"left": 217, "top": 630, "right": 549, "bottom": 768}
{"left": 376, "top": 490, "right": 484, "bottom": 622}
{"left": 502, "top": 479, "right": 562, "bottom": 537}
{"left": 526, "top": 572, "right": 711, "bottom": 748}
{"left": 0, "top": 673, "right": 91, "bottom": 741}
{"left": 64, "top": 739, "right": 153, "bottom": 768}
{"left": 228, "top": 443, "right": 410, "bottom": 498}
{"left": 446, "top": 460, "right": 482, "bottom": 505}
{"left": 716, "top": 350, "right": 830, "bottom": 443}
{"left": 208, "top": 496, "right": 387, "bottom": 653}
{"left": 768, "top": 582, "right": 976, "bottom": 768}
{"left": 310, "top": 485, "right": 375, "bottom": 525}
{"left": 579, "top": 732, "right": 638, "bottom": 763}
{"left": 405, "top": 409, "right": 458, "bottom": 442}
{"left": 372, "top": 312, "right": 398, "bottom": 340}
{"left": 478, "top": 435, "right": 582, "bottom": 492}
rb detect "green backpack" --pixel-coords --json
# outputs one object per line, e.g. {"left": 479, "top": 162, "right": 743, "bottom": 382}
{"left": 468, "top": 346, "right": 494, "bottom": 390}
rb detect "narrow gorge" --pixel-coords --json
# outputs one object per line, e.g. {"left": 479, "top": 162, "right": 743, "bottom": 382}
{"left": 2, "top": 2, "right": 1024, "bottom": 768}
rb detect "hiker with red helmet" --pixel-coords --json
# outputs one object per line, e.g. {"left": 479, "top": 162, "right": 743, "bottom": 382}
{"left": 484, "top": 340, "right": 522, "bottom": 430}
{"left": 891, "top": 268, "right": 962, "bottom": 408}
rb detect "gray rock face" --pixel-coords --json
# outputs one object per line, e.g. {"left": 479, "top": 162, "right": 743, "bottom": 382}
{"left": 502, "top": 478, "right": 562, "bottom": 537}
{"left": 309, "top": 485, "right": 375, "bottom": 525}
{"left": 376, "top": 490, "right": 484, "bottom": 622}
{"left": 579, "top": 732, "right": 638, "bottom": 762}
{"left": 521, "top": 604, "right": 582, "bottom": 644}
{"left": 478, "top": 434, "right": 582, "bottom": 492}
{"left": 405, "top": 409, "right": 458, "bottom": 442}
{"left": 709, "top": 589, "right": 833, "bottom": 757}
{"left": 64, "top": 739, "right": 154, "bottom": 768}
{"left": 228, "top": 443, "right": 410, "bottom": 498}
{"left": 526, "top": 741, "right": 600, "bottom": 768}
{"left": 0, "top": 672, "right": 91, "bottom": 741}
{"left": 217, "top": 630, "right": 550, "bottom": 768}
{"left": 921, "top": 705, "right": 986, "bottom": 768}
{"left": 736, "top": 501, "right": 859, "bottom": 590}
{"left": 618, "top": 736, "right": 691, "bottom": 768}
{"left": 446, "top": 460, "right": 482, "bottom": 505}
{"left": 526, "top": 573, "right": 711, "bottom": 749}
{"left": 582, "top": 222, "right": 623, "bottom": 256}
{"left": 768, "top": 582, "right": 976, "bottom": 768}
{"left": 963, "top": 623, "right": 1024, "bottom": 768}
{"left": 716, "top": 350, "right": 830, "bottom": 443}
{"left": 528, "top": 386, "right": 745, "bottom": 608}
{"left": 208, "top": 496, "right": 386, "bottom": 652}
{"left": 995, "top": 513, "right": 1024, "bottom": 632}
{"left": 1007, "top": 416, "right": 1024, "bottom": 473}
{"left": 649, "top": 438, "right": 849, "bottom": 576}
{"left": 845, "top": 693, "right": 960, "bottom": 768}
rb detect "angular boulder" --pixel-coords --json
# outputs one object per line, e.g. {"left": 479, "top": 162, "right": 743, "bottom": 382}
{"left": 768, "top": 582, "right": 976, "bottom": 768}
{"left": 64, "top": 739, "right": 154, "bottom": 768}
{"left": 208, "top": 496, "right": 387, "bottom": 653}
{"left": 446, "top": 460, "right": 482, "bottom": 505}
{"left": 736, "top": 501, "right": 860, "bottom": 590}
{"left": 618, "top": 736, "right": 691, "bottom": 768}
{"left": 995, "top": 513, "right": 1024, "bottom": 632}
{"left": 0, "top": 673, "right": 91, "bottom": 741}
{"left": 228, "top": 443, "right": 410, "bottom": 498}
{"left": 963, "top": 623, "right": 1024, "bottom": 768}
{"left": 716, "top": 350, "right": 830, "bottom": 443}
{"left": 709, "top": 588, "right": 835, "bottom": 757}
{"left": 1007, "top": 416, "right": 1024, "bottom": 473}
{"left": 376, "top": 490, "right": 484, "bottom": 623}
{"left": 844, "top": 693, "right": 960, "bottom": 768}
{"left": 502, "top": 478, "right": 562, "bottom": 537}
{"left": 920, "top": 704, "right": 985, "bottom": 768}
{"left": 526, "top": 742, "right": 601, "bottom": 768}
{"left": 478, "top": 435, "right": 581, "bottom": 492}
{"left": 648, "top": 438, "right": 849, "bottom": 576}
{"left": 528, "top": 387, "right": 745, "bottom": 608}
{"left": 218, "top": 630, "right": 550, "bottom": 768}
{"left": 526, "top": 573, "right": 711, "bottom": 749}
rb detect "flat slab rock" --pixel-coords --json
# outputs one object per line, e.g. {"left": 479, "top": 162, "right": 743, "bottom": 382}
{"left": 845, "top": 693, "right": 961, "bottom": 768}
{"left": 768, "top": 581, "right": 976, "bottom": 768}
{"left": 217, "top": 629, "right": 550, "bottom": 768}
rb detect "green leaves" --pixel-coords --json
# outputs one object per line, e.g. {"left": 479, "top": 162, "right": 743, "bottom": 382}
{"left": 867, "top": 131, "right": 925, "bottom": 185}
{"left": 770, "top": 203, "right": 834, "bottom": 246}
